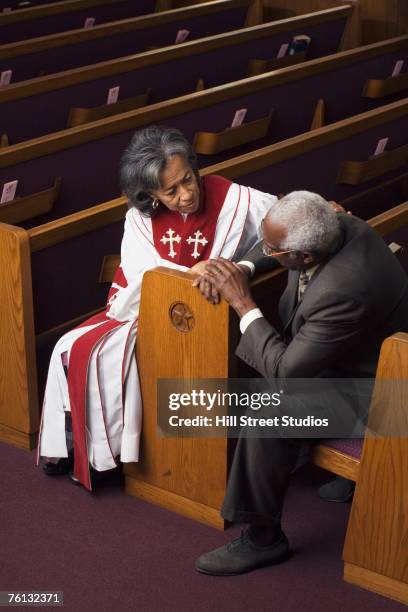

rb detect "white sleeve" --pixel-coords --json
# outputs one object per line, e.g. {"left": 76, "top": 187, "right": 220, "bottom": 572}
{"left": 233, "top": 187, "right": 278, "bottom": 260}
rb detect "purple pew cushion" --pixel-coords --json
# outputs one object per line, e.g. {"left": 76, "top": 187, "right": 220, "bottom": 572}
{"left": 321, "top": 438, "right": 363, "bottom": 459}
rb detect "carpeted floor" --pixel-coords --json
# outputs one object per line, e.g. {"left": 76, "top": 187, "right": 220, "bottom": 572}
{"left": 0, "top": 441, "right": 405, "bottom": 612}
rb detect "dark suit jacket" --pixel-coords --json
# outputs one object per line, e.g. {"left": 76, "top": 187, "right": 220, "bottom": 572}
{"left": 237, "top": 214, "right": 408, "bottom": 378}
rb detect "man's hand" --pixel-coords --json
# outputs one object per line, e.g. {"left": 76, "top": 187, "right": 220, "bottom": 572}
{"left": 194, "top": 258, "right": 257, "bottom": 317}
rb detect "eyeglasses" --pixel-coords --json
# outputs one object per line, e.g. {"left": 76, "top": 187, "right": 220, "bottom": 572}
{"left": 260, "top": 219, "right": 297, "bottom": 257}
{"left": 261, "top": 242, "right": 297, "bottom": 258}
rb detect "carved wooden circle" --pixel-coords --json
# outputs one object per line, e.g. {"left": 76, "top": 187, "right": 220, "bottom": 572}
{"left": 169, "top": 302, "right": 195, "bottom": 333}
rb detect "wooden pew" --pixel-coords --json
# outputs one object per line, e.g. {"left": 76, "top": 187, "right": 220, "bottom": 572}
{"left": 0, "top": 99, "right": 407, "bottom": 451}
{"left": 124, "top": 216, "right": 407, "bottom": 603}
{"left": 0, "top": 0, "right": 261, "bottom": 82}
{"left": 0, "top": 199, "right": 126, "bottom": 450}
{"left": 0, "top": 0, "right": 161, "bottom": 44}
{"left": 0, "top": 5, "right": 358, "bottom": 143}
{"left": 0, "top": 26, "right": 404, "bottom": 144}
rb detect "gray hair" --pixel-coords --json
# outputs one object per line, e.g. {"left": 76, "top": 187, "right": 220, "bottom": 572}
{"left": 265, "top": 191, "right": 341, "bottom": 256}
{"left": 119, "top": 126, "right": 199, "bottom": 216}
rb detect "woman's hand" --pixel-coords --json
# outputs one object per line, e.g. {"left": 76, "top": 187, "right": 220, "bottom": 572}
{"left": 188, "top": 260, "right": 220, "bottom": 303}
{"left": 189, "top": 260, "right": 209, "bottom": 275}
{"left": 330, "top": 201, "right": 352, "bottom": 215}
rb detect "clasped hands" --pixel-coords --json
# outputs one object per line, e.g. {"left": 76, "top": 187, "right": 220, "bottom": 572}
{"left": 190, "top": 258, "right": 257, "bottom": 318}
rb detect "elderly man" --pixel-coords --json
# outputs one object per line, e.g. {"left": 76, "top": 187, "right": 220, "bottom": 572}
{"left": 194, "top": 190, "right": 408, "bottom": 575}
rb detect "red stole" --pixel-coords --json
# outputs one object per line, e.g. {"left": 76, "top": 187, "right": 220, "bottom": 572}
{"left": 68, "top": 318, "right": 124, "bottom": 490}
{"left": 152, "top": 174, "right": 231, "bottom": 265}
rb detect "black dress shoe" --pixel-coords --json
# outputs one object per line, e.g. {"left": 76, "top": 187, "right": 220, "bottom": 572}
{"left": 318, "top": 476, "right": 355, "bottom": 503}
{"left": 69, "top": 466, "right": 117, "bottom": 488}
{"left": 195, "top": 530, "right": 290, "bottom": 576}
{"left": 42, "top": 455, "right": 73, "bottom": 476}
{"left": 69, "top": 472, "right": 82, "bottom": 486}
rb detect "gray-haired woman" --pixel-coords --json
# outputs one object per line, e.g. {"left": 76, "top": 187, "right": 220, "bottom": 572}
{"left": 38, "top": 126, "right": 278, "bottom": 489}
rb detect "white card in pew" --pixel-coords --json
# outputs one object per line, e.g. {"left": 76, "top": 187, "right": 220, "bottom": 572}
{"left": 1, "top": 180, "right": 18, "bottom": 205}
{"left": 388, "top": 242, "right": 403, "bottom": 254}
{"left": 84, "top": 17, "right": 96, "bottom": 28}
{"left": 0, "top": 70, "right": 12, "bottom": 88}
{"left": 373, "top": 137, "right": 389, "bottom": 156}
{"left": 107, "top": 86, "right": 120, "bottom": 105}
{"left": 276, "top": 43, "right": 288, "bottom": 58}
{"left": 175, "top": 29, "right": 190, "bottom": 44}
{"left": 231, "top": 108, "right": 247, "bottom": 128}
{"left": 391, "top": 60, "right": 404, "bottom": 77}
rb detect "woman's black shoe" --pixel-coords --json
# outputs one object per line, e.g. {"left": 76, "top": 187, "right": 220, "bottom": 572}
{"left": 69, "top": 472, "right": 81, "bottom": 486}
{"left": 42, "top": 454, "right": 73, "bottom": 476}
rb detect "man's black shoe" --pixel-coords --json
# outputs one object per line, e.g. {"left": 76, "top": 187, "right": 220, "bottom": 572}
{"left": 318, "top": 476, "right": 355, "bottom": 503}
{"left": 195, "top": 530, "right": 290, "bottom": 576}
{"left": 42, "top": 455, "right": 73, "bottom": 476}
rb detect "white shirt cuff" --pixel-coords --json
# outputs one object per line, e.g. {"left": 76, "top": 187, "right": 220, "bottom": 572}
{"left": 240, "top": 308, "right": 264, "bottom": 334}
{"left": 237, "top": 260, "right": 255, "bottom": 277}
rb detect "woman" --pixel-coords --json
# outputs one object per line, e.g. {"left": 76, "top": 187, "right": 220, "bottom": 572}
{"left": 38, "top": 126, "right": 278, "bottom": 489}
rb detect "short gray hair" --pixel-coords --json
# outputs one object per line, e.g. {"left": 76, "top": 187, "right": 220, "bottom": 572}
{"left": 119, "top": 126, "right": 199, "bottom": 216}
{"left": 265, "top": 191, "right": 341, "bottom": 256}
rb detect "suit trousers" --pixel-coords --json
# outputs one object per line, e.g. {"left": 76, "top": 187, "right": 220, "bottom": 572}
{"left": 221, "top": 435, "right": 303, "bottom": 525}
{"left": 220, "top": 381, "right": 369, "bottom": 525}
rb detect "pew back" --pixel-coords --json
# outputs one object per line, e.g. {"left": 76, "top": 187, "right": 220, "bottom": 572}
{"left": 0, "top": 0, "right": 257, "bottom": 82}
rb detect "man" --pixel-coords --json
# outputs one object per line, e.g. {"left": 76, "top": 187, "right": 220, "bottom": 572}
{"left": 194, "top": 190, "right": 408, "bottom": 575}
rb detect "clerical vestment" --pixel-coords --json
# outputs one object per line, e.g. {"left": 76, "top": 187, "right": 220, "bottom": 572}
{"left": 38, "top": 175, "right": 277, "bottom": 489}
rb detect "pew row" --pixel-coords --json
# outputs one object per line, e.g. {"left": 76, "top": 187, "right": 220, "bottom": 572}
{"left": 0, "top": 99, "right": 407, "bottom": 450}
{"left": 0, "top": 0, "right": 261, "bottom": 83}
{"left": 0, "top": 5, "right": 359, "bottom": 143}
{"left": 0, "top": 97, "right": 406, "bottom": 229}
{"left": 0, "top": 0, "right": 161, "bottom": 44}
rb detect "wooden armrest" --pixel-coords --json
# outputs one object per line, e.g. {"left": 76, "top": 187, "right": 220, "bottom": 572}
{"left": 337, "top": 143, "right": 408, "bottom": 185}
{"left": 368, "top": 201, "right": 408, "bottom": 236}
{"left": 67, "top": 89, "right": 151, "bottom": 128}
{"left": 363, "top": 72, "right": 408, "bottom": 99}
{"left": 193, "top": 112, "right": 273, "bottom": 155}
{"left": 247, "top": 50, "right": 307, "bottom": 77}
{"left": 0, "top": 177, "right": 61, "bottom": 225}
